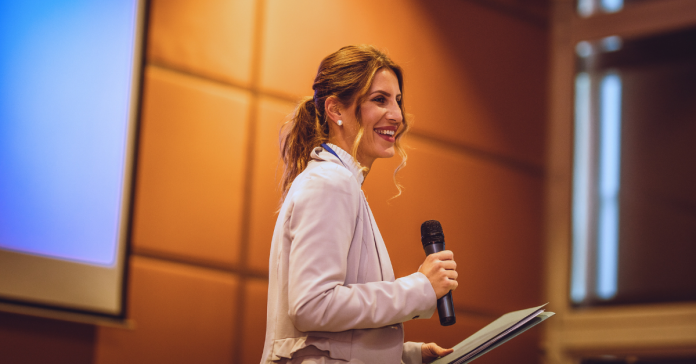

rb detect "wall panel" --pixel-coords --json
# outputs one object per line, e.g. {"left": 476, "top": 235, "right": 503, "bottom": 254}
{"left": 412, "top": 0, "right": 548, "bottom": 167}
{"left": 0, "top": 312, "right": 95, "bottom": 364}
{"left": 247, "top": 97, "right": 295, "bottom": 273}
{"left": 132, "top": 66, "right": 249, "bottom": 267}
{"left": 260, "top": 0, "right": 547, "bottom": 166}
{"left": 147, "top": 0, "right": 257, "bottom": 86}
{"left": 240, "top": 278, "right": 270, "bottom": 363}
{"left": 94, "top": 256, "right": 239, "bottom": 364}
{"left": 260, "top": 0, "right": 441, "bottom": 98}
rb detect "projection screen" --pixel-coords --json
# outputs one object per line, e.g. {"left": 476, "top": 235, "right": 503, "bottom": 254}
{"left": 0, "top": 0, "right": 145, "bottom": 319}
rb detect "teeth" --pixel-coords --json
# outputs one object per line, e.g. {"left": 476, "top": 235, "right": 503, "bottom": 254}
{"left": 376, "top": 129, "right": 395, "bottom": 136}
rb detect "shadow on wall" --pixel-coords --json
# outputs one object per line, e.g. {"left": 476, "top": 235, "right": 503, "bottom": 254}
{"left": 0, "top": 311, "right": 95, "bottom": 364}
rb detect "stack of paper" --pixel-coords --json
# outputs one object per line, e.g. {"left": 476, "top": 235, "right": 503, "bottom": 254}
{"left": 430, "top": 304, "right": 554, "bottom": 364}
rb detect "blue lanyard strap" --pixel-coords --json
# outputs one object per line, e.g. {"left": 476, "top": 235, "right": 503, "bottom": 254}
{"left": 320, "top": 143, "right": 345, "bottom": 167}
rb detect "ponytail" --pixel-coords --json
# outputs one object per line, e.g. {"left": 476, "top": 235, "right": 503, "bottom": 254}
{"left": 279, "top": 97, "right": 329, "bottom": 200}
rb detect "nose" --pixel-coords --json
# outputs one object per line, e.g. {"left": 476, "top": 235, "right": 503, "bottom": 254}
{"left": 386, "top": 102, "right": 403, "bottom": 124}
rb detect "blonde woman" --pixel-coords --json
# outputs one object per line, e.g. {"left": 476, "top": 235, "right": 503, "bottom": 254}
{"left": 261, "top": 45, "right": 458, "bottom": 364}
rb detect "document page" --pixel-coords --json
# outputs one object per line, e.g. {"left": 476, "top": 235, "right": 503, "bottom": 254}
{"left": 431, "top": 304, "right": 553, "bottom": 364}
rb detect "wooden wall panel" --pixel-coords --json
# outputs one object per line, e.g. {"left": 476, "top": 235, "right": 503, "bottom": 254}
{"left": 260, "top": 0, "right": 547, "bottom": 166}
{"left": 132, "top": 66, "right": 249, "bottom": 266}
{"left": 247, "top": 97, "right": 295, "bottom": 273}
{"left": 147, "top": 0, "right": 257, "bottom": 86}
{"left": 259, "top": 0, "right": 439, "bottom": 98}
{"left": 240, "top": 278, "right": 270, "bottom": 363}
{"left": 94, "top": 256, "right": 239, "bottom": 364}
{"left": 411, "top": 0, "right": 548, "bottom": 167}
{"left": 0, "top": 312, "right": 95, "bottom": 364}
{"left": 363, "top": 137, "right": 544, "bottom": 315}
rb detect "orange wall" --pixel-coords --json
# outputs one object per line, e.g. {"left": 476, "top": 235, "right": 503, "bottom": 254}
{"left": 0, "top": 1, "right": 548, "bottom": 363}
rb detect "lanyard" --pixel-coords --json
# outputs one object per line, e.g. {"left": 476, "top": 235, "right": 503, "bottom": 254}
{"left": 320, "top": 143, "right": 346, "bottom": 167}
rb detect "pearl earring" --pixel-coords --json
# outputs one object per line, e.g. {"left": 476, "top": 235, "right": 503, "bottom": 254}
{"left": 337, "top": 119, "right": 343, "bottom": 126}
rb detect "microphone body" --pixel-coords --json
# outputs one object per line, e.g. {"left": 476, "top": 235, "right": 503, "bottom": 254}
{"left": 421, "top": 220, "right": 456, "bottom": 326}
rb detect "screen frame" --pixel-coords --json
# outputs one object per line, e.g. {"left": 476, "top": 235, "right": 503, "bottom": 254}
{"left": 0, "top": 0, "right": 148, "bottom": 323}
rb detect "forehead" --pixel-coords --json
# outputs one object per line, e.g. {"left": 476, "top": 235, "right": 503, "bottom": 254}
{"left": 369, "top": 68, "right": 400, "bottom": 93}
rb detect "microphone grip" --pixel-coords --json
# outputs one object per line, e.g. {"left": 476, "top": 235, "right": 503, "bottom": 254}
{"left": 423, "top": 242, "right": 456, "bottom": 326}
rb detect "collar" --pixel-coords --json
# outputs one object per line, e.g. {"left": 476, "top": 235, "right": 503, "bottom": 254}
{"left": 311, "top": 143, "right": 365, "bottom": 185}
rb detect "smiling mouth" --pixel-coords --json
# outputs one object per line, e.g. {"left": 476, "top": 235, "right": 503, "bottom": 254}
{"left": 375, "top": 128, "right": 397, "bottom": 142}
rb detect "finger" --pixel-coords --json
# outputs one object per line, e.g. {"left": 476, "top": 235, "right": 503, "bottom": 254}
{"left": 439, "top": 260, "right": 457, "bottom": 270}
{"left": 428, "top": 251, "right": 452, "bottom": 262}
{"left": 439, "top": 348, "right": 454, "bottom": 356}
{"left": 436, "top": 346, "right": 454, "bottom": 356}
{"left": 449, "top": 280, "right": 459, "bottom": 291}
{"left": 435, "top": 250, "right": 454, "bottom": 260}
{"left": 428, "top": 343, "right": 453, "bottom": 356}
{"left": 444, "top": 270, "right": 458, "bottom": 280}
{"left": 427, "top": 253, "right": 441, "bottom": 262}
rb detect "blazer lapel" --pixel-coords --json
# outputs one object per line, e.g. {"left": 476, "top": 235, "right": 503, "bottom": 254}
{"left": 362, "top": 195, "right": 395, "bottom": 282}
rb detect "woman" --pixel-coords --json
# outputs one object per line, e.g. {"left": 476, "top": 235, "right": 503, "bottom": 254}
{"left": 261, "top": 45, "right": 458, "bottom": 364}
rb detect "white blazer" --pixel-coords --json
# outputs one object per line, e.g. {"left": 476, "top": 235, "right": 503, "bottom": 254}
{"left": 260, "top": 144, "right": 437, "bottom": 364}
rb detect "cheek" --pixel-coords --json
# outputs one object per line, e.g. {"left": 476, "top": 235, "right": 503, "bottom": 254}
{"left": 360, "top": 106, "right": 381, "bottom": 126}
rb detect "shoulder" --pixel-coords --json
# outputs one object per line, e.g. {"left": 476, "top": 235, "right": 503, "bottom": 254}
{"left": 283, "top": 160, "right": 362, "bottom": 231}
{"left": 289, "top": 160, "right": 360, "bottom": 201}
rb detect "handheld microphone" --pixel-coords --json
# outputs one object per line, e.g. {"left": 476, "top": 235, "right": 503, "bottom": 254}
{"left": 421, "top": 220, "right": 456, "bottom": 326}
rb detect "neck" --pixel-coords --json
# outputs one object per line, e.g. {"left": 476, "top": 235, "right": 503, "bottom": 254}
{"left": 327, "top": 138, "right": 374, "bottom": 171}
{"left": 326, "top": 140, "right": 372, "bottom": 181}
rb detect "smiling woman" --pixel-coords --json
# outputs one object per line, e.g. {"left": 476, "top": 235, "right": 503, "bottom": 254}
{"left": 262, "top": 45, "right": 459, "bottom": 364}
{"left": 278, "top": 45, "right": 411, "bottom": 201}
{"left": 326, "top": 68, "right": 403, "bottom": 167}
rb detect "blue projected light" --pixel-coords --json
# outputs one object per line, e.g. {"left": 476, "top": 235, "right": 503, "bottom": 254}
{"left": 597, "top": 73, "right": 622, "bottom": 300}
{"left": 0, "top": 1, "right": 138, "bottom": 266}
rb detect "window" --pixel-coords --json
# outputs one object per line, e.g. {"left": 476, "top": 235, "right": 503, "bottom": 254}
{"left": 571, "top": 27, "right": 696, "bottom": 306}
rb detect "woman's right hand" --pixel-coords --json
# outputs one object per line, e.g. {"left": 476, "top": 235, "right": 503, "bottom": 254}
{"left": 418, "top": 250, "right": 458, "bottom": 299}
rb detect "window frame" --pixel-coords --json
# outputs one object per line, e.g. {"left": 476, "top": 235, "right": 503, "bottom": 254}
{"left": 544, "top": 0, "right": 696, "bottom": 362}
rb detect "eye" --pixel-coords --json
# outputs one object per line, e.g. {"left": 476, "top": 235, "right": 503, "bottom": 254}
{"left": 372, "top": 95, "right": 386, "bottom": 103}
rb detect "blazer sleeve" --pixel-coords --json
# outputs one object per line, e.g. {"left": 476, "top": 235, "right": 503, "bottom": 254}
{"left": 286, "top": 166, "right": 436, "bottom": 333}
{"left": 402, "top": 341, "right": 424, "bottom": 364}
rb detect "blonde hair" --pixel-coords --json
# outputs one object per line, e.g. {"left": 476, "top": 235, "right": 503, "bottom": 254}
{"left": 279, "top": 45, "right": 411, "bottom": 201}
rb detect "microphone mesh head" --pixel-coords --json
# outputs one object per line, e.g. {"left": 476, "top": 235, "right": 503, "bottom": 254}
{"left": 421, "top": 220, "right": 444, "bottom": 246}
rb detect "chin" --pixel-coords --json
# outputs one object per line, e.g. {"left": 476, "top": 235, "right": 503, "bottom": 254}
{"left": 378, "top": 147, "right": 396, "bottom": 159}
{"left": 361, "top": 142, "right": 397, "bottom": 162}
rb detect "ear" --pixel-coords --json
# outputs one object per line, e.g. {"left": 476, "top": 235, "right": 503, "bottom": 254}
{"left": 324, "top": 96, "right": 343, "bottom": 126}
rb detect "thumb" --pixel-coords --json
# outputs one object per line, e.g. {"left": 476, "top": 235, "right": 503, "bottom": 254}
{"left": 423, "top": 342, "right": 453, "bottom": 357}
{"left": 433, "top": 345, "right": 453, "bottom": 357}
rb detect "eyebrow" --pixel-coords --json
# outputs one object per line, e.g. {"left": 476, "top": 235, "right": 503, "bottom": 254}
{"left": 370, "top": 90, "right": 402, "bottom": 98}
